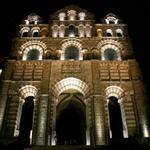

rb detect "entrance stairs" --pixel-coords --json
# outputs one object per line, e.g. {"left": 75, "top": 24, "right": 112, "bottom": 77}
{"left": 1, "top": 138, "right": 150, "bottom": 150}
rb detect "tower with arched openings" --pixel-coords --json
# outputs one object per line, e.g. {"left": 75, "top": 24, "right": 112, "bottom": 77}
{"left": 0, "top": 4, "right": 150, "bottom": 150}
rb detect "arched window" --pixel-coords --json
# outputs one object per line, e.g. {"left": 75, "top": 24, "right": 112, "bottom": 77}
{"left": 78, "top": 12, "right": 86, "bottom": 20}
{"left": 68, "top": 25, "right": 77, "bottom": 37}
{"left": 27, "top": 49, "right": 40, "bottom": 60}
{"left": 104, "top": 48, "right": 118, "bottom": 60}
{"left": 20, "top": 28, "right": 30, "bottom": 37}
{"left": 22, "top": 31, "right": 28, "bottom": 37}
{"left": 106, "top": 29, "right": 113, "bottom": 37}
{"left": 59, "top": 12, "right": 66, "bottom": 21}
{"left": 105, "top": 14, "right": 119, "bottom": 24}
{"left": 32, "top": 31, "right": 39, "bottom": 37}
{"left": 65, "top": 46, "right": 79, "bottom": 60}
{"left": 108, "top": 96, "right": 123, "bottom": 138}
{"left": 116, "top": 29, "right": 123, "bottom": 37}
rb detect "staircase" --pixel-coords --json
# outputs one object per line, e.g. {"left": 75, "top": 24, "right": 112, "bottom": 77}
{"left": 25, "top": 145, "right": 108, "bottom": 150}
{"left": 1, "top": 138, "right": 150, "bottom": 150}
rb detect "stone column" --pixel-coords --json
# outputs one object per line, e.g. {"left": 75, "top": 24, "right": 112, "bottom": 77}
{"left": 0, "top": 81, "right": 10, "bottom": 135}
{"left": 85, "top": 98, "right": 91, "bottom": 145}
{"left": 93, "top": 95, "right": 106, "bottom": 145}
{"left": 51, "top": 98, "right": 57, "bottom": 145}
{"left": 36, "top": 94, "right": 48, "bottom": 145}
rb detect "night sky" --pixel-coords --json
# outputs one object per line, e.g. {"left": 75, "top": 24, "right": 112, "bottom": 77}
{"left": 0, "top": 0, "right": 150, "bottom": 98}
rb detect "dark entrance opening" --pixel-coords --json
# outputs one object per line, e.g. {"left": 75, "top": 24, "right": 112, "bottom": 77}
{"left": 108, "top": 96, "right": 123, "bottom": 138}
{"left": 19, "top": 96, "right": 34, "bottom": 146}
{"left": 56, "top": 98, "right": 86, "bottom": 145}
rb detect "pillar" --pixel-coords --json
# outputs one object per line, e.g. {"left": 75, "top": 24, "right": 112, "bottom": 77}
{"left": 93, "top": 95, "right": 106, "bottom": 145}
{"left": 36, "top": 94, "right": 48, "bottom": 145}
{"left": 0, "top": 81, "right": 10, "bottom": 135}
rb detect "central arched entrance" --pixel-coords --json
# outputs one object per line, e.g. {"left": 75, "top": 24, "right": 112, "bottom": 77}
{"left": 56, "top": 93, "right": 86, "bottom": 145}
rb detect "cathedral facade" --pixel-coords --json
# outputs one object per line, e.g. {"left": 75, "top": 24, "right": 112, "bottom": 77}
{"left": 0, "top": 5, "right": 150, "bottom": 147}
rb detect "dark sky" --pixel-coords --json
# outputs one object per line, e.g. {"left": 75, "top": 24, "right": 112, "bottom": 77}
{"left": 0, "top": 0, "right": 150, "bottom": 97}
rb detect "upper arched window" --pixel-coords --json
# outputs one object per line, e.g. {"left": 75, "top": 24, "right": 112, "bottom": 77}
{"left": 31, "top": 27, "right": 40, "bottom": 37}
{"left": 59, "top": 12, "right": 66, "bottom": 21}
{"left": 26, "top": 49, "right": 40, "bottom": 60}
{"left": 106, "top": 29, "right": 113, "bottom": 37}
{"left": 22, "top": 30, "right": 29, "bottom": 37}
{"left": 78, "top": 12, "right": 86, "bottom": 20}
{"left": 105, "top": 13, "right": 119, "bottom": 24}
{"left": 20, "top": 27, "right": 30, "bottom": 37}
{"left": 32, "top": 30, "right": 39, "bottom": 37}
{"left": 116, "top": 29, "right": 123, "bottom": 37}
{"left": 104, "top": 48, "right": 118, "bottom": 60}
{"left": 68, "top": 25, "right": 77, "bottom": 37}
{"left": 65, "top": 46, "right": 79, "bottom": 60}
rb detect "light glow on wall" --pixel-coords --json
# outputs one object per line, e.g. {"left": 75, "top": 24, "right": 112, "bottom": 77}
{"left": 143, "top": 122, "right": 150, "bottom": 137}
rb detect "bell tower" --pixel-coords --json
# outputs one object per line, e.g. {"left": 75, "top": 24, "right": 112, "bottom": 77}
{"left": 0, "top": 4, "right": 150, "bottom": 149}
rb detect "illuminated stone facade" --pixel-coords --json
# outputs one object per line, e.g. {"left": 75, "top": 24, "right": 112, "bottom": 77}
{"left": 0, "top": 5, "right": 150, "bottom": 147}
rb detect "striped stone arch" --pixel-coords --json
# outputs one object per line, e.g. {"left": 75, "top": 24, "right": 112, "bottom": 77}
{"left": 14, "top": 85, "right": 38, "bottom": 137}
{"left": 105, "top": 85, "right": 124, "bottom": 100}
{"left": 20, "top": 40, "right": 47, "bottom": 60}
{"left": 54, "top": 77, "right": 89, "bottom": 97}
{"left": 105, "top": 85, "right": 128, "bottom": 138}
{"left": 20, "top": 27, "right": 30, "bottom": 37}
{"left": 31, "top": 26, "right": 40, "bottom": 36}
{"left": 60, "top": 40, "right": 83, "bottom": 60}
{"left": 19, "top": 85, "right": 38, "bottom": 99}
{"left": 97, "top": 39, "right": 123, "bottom": 60}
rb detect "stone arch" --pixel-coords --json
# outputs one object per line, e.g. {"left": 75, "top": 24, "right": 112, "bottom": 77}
{"left": 97, "top": 39, "right": 123, "bottom": 60}
{"left": 106, "top": 29, "right": 113, "bottom": 37}
{"left": 116, "top": 28, "right": 124, "bottom": 37}
{"left": 19, "top": 85, "right": 38, "bottom": 99}
{"left": 60, "top": 40, "right": 83, "bottom": 60}
{"left": 104, "top": 13, "right": 119, "bottom": 24}
{"left": 105, "top": 85, "right": 128, "bottom": 138}
{"left": 20, "top": 27, "right": 30, "bottom": 37}
{"left": 54, "top": 77, "right": 88, "bottom": 97}
{"left": 21, "top": 40, "right": 47, "bottom": 60}
{"left": 14, "top": 85, "right": 38, "bottom": 144}
{"left": 51, "top": 77, "right": 90, "bottom": 145}
{"left": 54, "top": 77, "right": 88, "bottom": 145}
{"left": 31, "top": 27, "right": 40, "bottom": 37}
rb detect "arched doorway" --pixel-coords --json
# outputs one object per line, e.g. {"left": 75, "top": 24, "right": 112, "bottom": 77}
{"left": 108, "top": 96, "right": 123, "bottom": 138}
{"left": 56, "top": 95, "right": 86, "bottom": 145}
{"left": 19, "top": 96, "right": 34, "bottom": 145}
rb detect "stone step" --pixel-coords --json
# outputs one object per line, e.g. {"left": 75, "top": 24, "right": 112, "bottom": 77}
{"left": 24, "top": 145, "right": 108, "bottom": 150}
